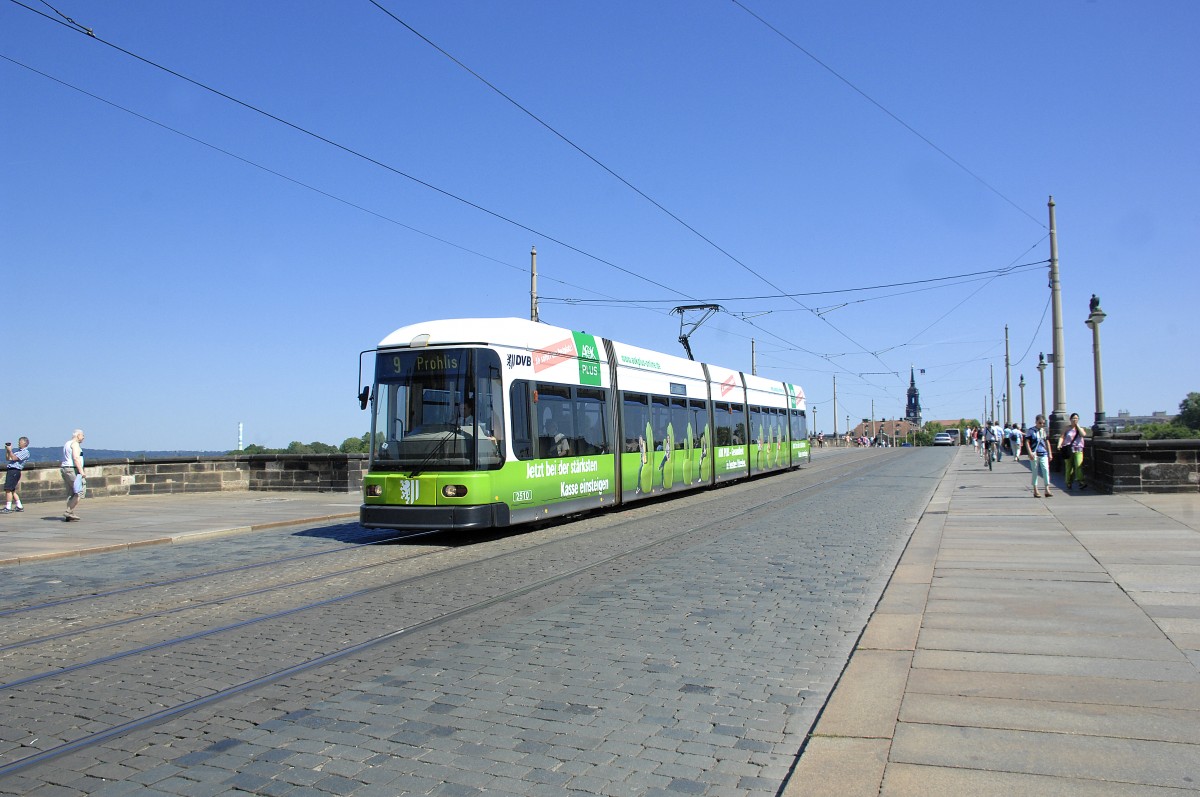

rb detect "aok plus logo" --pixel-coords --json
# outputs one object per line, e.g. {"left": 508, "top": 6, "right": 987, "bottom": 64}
{"left": 506, "top": 353, "right": 532, "bottom": 368}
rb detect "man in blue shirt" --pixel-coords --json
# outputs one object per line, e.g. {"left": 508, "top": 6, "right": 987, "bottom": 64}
{"left": 3, "top": 437, "right": 30, "bottom": 512}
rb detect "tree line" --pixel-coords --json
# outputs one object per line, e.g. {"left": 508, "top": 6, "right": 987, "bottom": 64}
{"left": 232, "top": 433, "right": 372, "bottom": 456}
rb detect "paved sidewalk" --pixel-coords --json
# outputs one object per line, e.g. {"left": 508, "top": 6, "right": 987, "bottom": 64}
{"left": 785, "top": 446, "right": 1200, "bottom": 795}
{"left": 0, "top": 491, "right": 361, "bottom": 565}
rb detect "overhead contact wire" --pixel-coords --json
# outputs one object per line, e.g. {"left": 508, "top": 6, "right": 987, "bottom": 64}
{"left": 6, "top": 0, "right": 692, "bottom": 300}
{"left": 731, "top": 0, "right": 1046, "bottom": 230}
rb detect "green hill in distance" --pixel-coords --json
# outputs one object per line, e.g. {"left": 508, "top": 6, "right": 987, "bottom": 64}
{"left": 22, "top": 447, "right": 227, "bottom": 464}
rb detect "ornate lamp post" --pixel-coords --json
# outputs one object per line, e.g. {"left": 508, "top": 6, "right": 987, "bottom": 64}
{"left": 1048, "top": 197, "right": 1068, "bottom": 441}
{"left": 1018, "top": 374, "right": 1026, "bottom": 429}
{"left": 813, "top": 406, "right": 818, "bottom": 439}
{"left": 1085, "top": 295, "right": 1109, "bottom": 437}
{"left": 1036, "top": 353, "right": 1047, "bottom": 419}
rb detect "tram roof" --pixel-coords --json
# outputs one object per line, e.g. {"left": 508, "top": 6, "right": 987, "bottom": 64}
{"left": 377, "top": 317, "right": 585, "bottom": 350}
{"left": 376, "top": 318, "right": 805, "bottom": 409}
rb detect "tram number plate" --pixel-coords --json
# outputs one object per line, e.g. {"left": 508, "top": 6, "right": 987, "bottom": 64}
{"left": 512, "top": 489, "right": 533, "bottom": 503}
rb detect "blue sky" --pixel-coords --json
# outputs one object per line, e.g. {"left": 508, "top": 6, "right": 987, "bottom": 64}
{"left": 3, "top": 1, "right": 1196, "bottom": 450}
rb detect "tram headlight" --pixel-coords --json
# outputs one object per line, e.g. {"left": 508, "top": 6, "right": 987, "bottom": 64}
{"left": 365, "top": 484, "right": 383, "bottom": 497}
{"left": 442, "top": 484, "right": 468, "bottom": 498}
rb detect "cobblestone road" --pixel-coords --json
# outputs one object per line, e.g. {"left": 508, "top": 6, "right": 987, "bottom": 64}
{"left": 0, "top": 448, "right": 952, "bottom": 796}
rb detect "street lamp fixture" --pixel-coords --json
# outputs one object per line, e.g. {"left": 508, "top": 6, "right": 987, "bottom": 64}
{"left": 1018, "top": 374, "right": 1026, "bottom": 429}
{"left": 1085, "top": 295, "right": 1108, "bottom": 437}
{"left": 1036, "top": 353, "right": 1047, "bottom": 419}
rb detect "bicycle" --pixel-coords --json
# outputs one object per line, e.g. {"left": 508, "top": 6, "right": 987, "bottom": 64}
{"left": 985, "top": 440, "right": 995, "bottom": 470}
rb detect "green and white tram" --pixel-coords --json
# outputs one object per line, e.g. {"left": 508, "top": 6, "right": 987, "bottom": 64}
{"left": 359, "top": 318, "right": 809, "bottom": 530}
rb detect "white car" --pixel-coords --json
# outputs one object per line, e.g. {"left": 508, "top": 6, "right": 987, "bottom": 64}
{"left": 932, "top": 432, "right": 955, "bottom": 446}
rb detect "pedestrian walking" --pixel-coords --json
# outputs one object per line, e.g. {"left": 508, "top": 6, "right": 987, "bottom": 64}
{"left": 1025, "top": 415, "right": 1054, "bottom": 497}
{"left": 3, "top": 437, "right": 30, "bottom": 513}
{"left": 991, "top": 420, "right": 1004, "bottom": 461}
{"left": 1060, "top": 412, "right": 1088, "bottom": 490}
{"left": 61, "top": 429, "right": 86, "bottom": 521}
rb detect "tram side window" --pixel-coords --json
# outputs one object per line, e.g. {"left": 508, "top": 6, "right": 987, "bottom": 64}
{"left": 714, "top": 402, "right": 732, "bottom": 446}
{"left": 749, "top": 406, "right": 765, "bottom": 443}
{"left": 732, "top": 403, "right": 747, "bottom": 445}
{"left": 535, "top": 383, "right": 574, "bottom": 458}
{"left": 510, "top": 381, "right": 534, "bottom": 460}
{"left": 790, "top": 409, "right": 804, "bottom": 441}
{"left": 670, "top": 398, "right": 688, "bottom": 449}
{"left": 651, "top": 395, "right": 672, "bottom": 451}
{"left": 689, "top": 400, "right": 707, "bottom": 447}
{"left": 622, "top": 393, "right": 650, "bottom": 453}
{"left": 576, "top": 388, "right": 609, "bottom": 455}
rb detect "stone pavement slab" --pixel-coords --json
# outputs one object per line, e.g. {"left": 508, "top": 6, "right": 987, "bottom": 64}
{"left": 784, "top": 447, "right": 1200, "bottom": 796}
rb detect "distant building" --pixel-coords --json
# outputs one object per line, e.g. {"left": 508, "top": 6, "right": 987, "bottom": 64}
{"left": 848, "top": 418, "right": 917, "bottom": 444}
{"left": 905, "top": 368, "right": 923, "bottom": 427}
{"left": 1111, "top": 410, "right": 1176, "bottom": 431}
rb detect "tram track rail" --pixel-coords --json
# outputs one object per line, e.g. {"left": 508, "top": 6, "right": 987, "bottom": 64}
{"left": 0, "top": 530, "right": 464, "bottom": 655}
{"left": 0, "top": 528, "right": 444, "bottom": 619}
{"left": 0, "top": 448, "right": 894, "bottom": 780}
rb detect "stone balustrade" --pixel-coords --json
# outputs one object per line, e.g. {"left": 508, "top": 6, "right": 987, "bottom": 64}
{"left": 9, "top": 454, "right": 367, "bottom": 505}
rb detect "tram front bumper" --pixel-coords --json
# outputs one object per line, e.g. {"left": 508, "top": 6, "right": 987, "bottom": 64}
{"left": 359, "top": 502, "right": 510, "bottom": 531}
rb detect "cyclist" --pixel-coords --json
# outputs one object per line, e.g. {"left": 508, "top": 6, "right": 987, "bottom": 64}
{"left": 983, "top": 420, "right": 998, "bottom": 468}
{"left": 990, "top": 420, "right": 1005, "bottom": 461}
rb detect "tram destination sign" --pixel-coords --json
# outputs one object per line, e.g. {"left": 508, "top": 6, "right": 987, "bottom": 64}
{"left": 376, "top": 348, "right": 466, "bottom": 379}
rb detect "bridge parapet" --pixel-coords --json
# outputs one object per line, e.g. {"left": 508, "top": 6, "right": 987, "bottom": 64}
{"left": 1089, "top": 438, "right": 1200, "bottom": 493}
{"left": 12, "top": 454, "right": 367, "bottom": 504}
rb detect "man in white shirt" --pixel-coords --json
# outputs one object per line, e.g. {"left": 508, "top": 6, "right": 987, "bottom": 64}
{"left": 60, "top": 429, "right": 86, "bottom": 521}
{"left": 990, "top": 421, "right": 1005, "bottom": 461}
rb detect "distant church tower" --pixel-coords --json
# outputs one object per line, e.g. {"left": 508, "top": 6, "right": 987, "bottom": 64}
{"left": 905, "top": 367, "right": 923, "bottom": 426}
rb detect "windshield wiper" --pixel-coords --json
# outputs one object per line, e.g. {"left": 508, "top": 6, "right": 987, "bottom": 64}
{"left": 407, "top": 429, "right": 462, "bottom": 478}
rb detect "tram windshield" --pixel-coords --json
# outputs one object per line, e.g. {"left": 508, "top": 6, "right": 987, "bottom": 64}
{"left": 369, "top": 348, "right": 504, "bottom": 472}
